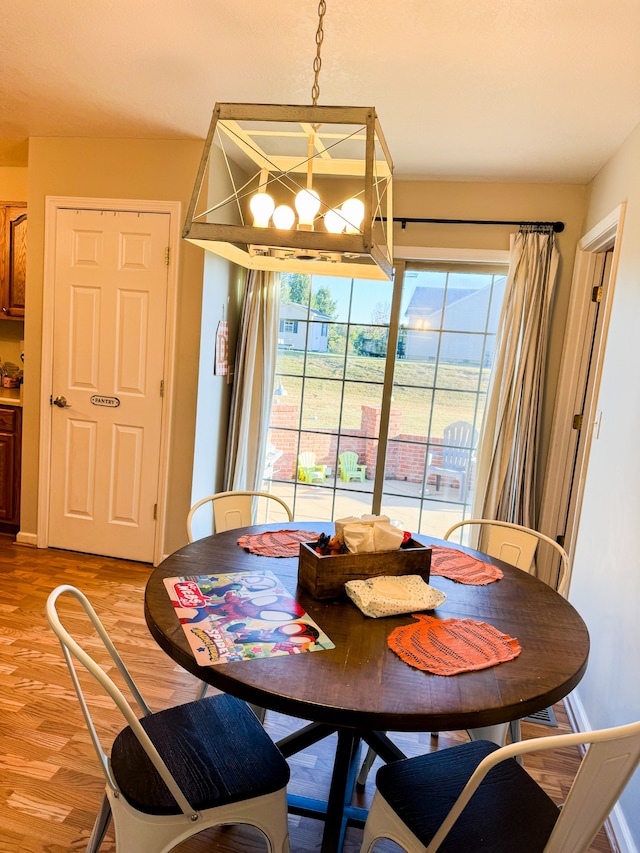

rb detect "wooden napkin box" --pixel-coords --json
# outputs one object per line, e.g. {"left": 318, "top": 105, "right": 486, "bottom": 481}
{"left": 298, "top": 539, "right": 432, "bottom": 600}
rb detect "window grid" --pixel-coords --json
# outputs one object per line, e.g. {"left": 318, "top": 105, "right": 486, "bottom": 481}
{"left": 268, "top": 267, "right": 506, "bottom": 534}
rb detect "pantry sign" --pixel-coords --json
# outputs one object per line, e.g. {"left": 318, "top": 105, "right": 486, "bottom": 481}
{"left": 90, "top": 395, "right": 120, "bottom": 408}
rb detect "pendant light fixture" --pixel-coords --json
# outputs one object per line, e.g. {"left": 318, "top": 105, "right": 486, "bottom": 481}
{"left": 183, "top": 1, "right": 393, "bottom": 280}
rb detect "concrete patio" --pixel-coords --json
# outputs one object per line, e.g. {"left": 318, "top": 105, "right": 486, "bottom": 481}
{"left": 263, "top": 475, "right": 472, "bottom": 542}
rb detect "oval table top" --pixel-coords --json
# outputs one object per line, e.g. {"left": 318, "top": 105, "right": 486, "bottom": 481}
{"left": 144, "top": 522, "right": 589, "bottom": 732}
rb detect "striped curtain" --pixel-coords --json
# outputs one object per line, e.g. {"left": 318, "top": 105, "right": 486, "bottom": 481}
{"left": 472, "top": 227, "right": 559, "bottom": 527}
{"left": 224, "top": 269, "right": 280, "bottom": 491}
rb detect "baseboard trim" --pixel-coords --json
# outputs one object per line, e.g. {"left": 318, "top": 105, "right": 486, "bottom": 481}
{"left": 15, "top": 531, "right": 38, "bottom": 547}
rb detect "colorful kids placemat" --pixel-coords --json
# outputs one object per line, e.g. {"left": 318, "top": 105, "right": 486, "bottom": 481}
{"left": 164, "top": 570, "right": 334, "bottom": 666}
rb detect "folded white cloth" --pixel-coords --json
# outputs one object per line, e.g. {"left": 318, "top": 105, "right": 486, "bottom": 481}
{"left": 345, "top": 575, "right": 447, "bottom": 618}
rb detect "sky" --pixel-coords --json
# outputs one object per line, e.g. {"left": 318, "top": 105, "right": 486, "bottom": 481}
{"left": 294, "top": 269, "right": 506, "bottom": 326}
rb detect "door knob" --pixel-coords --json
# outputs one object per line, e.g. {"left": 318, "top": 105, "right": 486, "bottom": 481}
{"left": 52, "top": 395, "right": 71, "bottom": 408}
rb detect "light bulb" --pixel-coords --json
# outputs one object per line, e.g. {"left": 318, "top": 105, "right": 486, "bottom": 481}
{"left": 294, "top": 189, "right": 321, "bottom": 231}
{"left": 272, "top": 204, "right": 295, "bottom": 230}
{"left": 250, "top": 192, "right": 275, "bottom": 228}
{"left": 341, "top": 197, "right": 365, "bottom": 234}
{"left": 324, "top": 208, "right": 345, "bottom": 234}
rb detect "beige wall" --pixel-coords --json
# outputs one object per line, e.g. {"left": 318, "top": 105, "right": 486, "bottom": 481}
{"left": 566, "top": 121, "right": 640, "bottom": 841}
{"left": 16, "top": 151, "right": 590, "bottom": 556}
{"left": 393, "top": 179, "right": 588, "bottom": 499}
{"left": 189, "top": 142, "right": 244, "bottom": 520}
{"left": 23, "top": 138, "right": 204, "bottom": 555}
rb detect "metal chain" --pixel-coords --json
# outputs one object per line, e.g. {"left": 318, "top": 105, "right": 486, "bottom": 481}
{"left": 311, "top": 0, "right": 326, "bottom": 106}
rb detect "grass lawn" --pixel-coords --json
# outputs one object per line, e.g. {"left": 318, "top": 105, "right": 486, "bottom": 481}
{"left": 275, "top": 351, "right": 490, "bottom": 435}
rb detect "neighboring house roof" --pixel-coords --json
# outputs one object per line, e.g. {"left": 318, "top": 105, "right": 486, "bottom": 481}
{"left": 405, "top": 284, "right": 499, "bottom": 327}
{"left": 279, "top": 301, "right": 332, "bottom": 321}
{"left": 405, "top": 287, "right": 472, "bottom": 315}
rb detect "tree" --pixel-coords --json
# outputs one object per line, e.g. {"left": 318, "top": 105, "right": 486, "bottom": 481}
{"left": 283, "top": 273, "right": 310, "bottom": 306}
{"left": 327, "top": 326, "right": 346, "bottom": 355}
{"left": 351, "top": 328, "right": 388, "bottom": 357}
{"left": 311, "top": 286, "right": 337, "bottom": 318}
{"left": 370, "top": 300, "right": 391, "bottom": 324}
{"left": 280, "top": 275, "right": 344, "bottom": 352}
{"left": 351, "top": 301, "right": 390, "bottom": 356}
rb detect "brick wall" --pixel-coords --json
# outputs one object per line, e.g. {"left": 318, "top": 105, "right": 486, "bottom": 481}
{"left": 268, "top": 401, "right": 461, "bottom": 487}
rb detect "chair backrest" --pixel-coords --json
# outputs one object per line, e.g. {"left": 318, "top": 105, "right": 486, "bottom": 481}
{"left": 298, "top": 451, "right": 317, "bottom": 468}
{"left": 186, "top": 490, "right": 293, "bottom": 543}
{"left": 425, "top": 719, "right": 640, "bottom": 853}
{"left": 45, "top": 585, "right": 196, "bottom": 816}
{"left": 339, "top": 451, "right": 359, "bottom": 471}
{"left": 443, "top": 519, "right": 570, "bottom": 596}
{"left": 441, "top": 421, "right": 478, "bottom": 469}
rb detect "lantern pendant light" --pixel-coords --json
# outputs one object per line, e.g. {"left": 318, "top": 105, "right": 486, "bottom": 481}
{"left": 183, "top": 0, "right": 393, "bottom": 280}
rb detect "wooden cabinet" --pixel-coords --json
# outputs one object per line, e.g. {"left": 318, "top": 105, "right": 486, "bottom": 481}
{"left": 0, "top": 405, "right": 21, "bottom": 530}
{"left": 0, "top": 203, "right": 27, "bottom": 319}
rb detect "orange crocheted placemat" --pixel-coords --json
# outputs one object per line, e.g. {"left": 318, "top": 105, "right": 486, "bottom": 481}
{"left": 429, "top": 544, "right": 503, "bottom": 585}
{"left": 388, "top": 613, "right": 521, "bottom": 676}
{"left": 237, "top": 529, "right": 321, "bottom": 557}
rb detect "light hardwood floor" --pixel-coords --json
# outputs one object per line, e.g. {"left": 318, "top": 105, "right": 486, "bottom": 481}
{"left": 0, "top": 535, "right": 614, "bottom": 852}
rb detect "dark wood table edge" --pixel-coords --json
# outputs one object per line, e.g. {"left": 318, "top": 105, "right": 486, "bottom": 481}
{"left": 144, "top": 526, "right": 590, "bottom": 732}
{"left": 145, "top": 597, "right": 588, "bottom": 730}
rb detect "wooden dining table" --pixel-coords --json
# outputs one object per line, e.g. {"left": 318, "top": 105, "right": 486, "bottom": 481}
{"left": 144, "top": 521, "right": 590, "bottom": 853}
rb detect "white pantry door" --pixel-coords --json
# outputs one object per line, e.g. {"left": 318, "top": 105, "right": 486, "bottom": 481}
{"left": 48, "top": 208, "right": 170, "bottom": 562}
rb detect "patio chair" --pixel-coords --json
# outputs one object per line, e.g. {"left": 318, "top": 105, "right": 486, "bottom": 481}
{"left": 427, "top": 420, "right": 478, "bottom": 499}
{"left": 338, "top": 451, "right": 366, "bottom": 482}
{"left": 263, "top": 442, "right": 283, "bottom": 481}
{"left": 46, "top": 585, "right": 291, "bottom": 853}
{"left": 360, "top": 719, "right": 640, "bottom": 853}
{"left": 298, "top": 451, "right": 326, "bottom": 484}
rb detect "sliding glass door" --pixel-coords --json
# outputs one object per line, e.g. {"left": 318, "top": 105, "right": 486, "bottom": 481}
{"left": 265, "top": 262, "right": 506, "bottom": 537}
{"left": 380, "top": 264, "right": 505, "bottom": 536}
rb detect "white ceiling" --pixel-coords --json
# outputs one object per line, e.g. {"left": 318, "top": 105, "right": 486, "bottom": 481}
{"left": 2, "top": 0, "right": 640, "bottom": 182}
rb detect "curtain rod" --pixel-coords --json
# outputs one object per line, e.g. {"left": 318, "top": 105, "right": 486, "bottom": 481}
{"left": 386, "top": 217, "right": 565, "bottom": 233}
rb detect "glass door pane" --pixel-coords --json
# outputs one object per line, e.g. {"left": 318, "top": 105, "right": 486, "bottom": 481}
{"left": 380, "top": 265, "right": 506, "bottom": 538}
{"left": 267, "top": 272, "right": 393, "bottom": 523}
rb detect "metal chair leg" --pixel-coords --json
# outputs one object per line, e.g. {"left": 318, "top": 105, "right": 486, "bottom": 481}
{"left": 356, "top": 745, "right": 378, "bottom": 789}
{"left": 249, "top": 703, "right": 267, "bottom": 724}
{"left": 85, "top": 792, "right": 111, "bottom": 853}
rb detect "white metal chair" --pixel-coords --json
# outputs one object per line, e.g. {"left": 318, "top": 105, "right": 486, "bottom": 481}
{"left": 444, "top": 519, "right": 571, "bottom": 746}
{"left": 356, "top": 518, "right": 572, "bottom": 788}
{"left": 187, "top": 490, "right": 292, "bottom": 712}
{"left": 361, "top": 719, "right": 640, "bottom": 853}
{"left": 444, "top": 518, "right": 570, "bottom": 596}
{"left": 186, "top": 490, "right": 293, "bottom": 543}
{"left": 46, "top": 585, "right": 291, "bottom": 853}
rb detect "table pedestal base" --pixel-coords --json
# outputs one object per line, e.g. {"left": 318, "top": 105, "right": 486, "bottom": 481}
{"left": 278, "top": 724, "right": 407, "bottom": 853}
